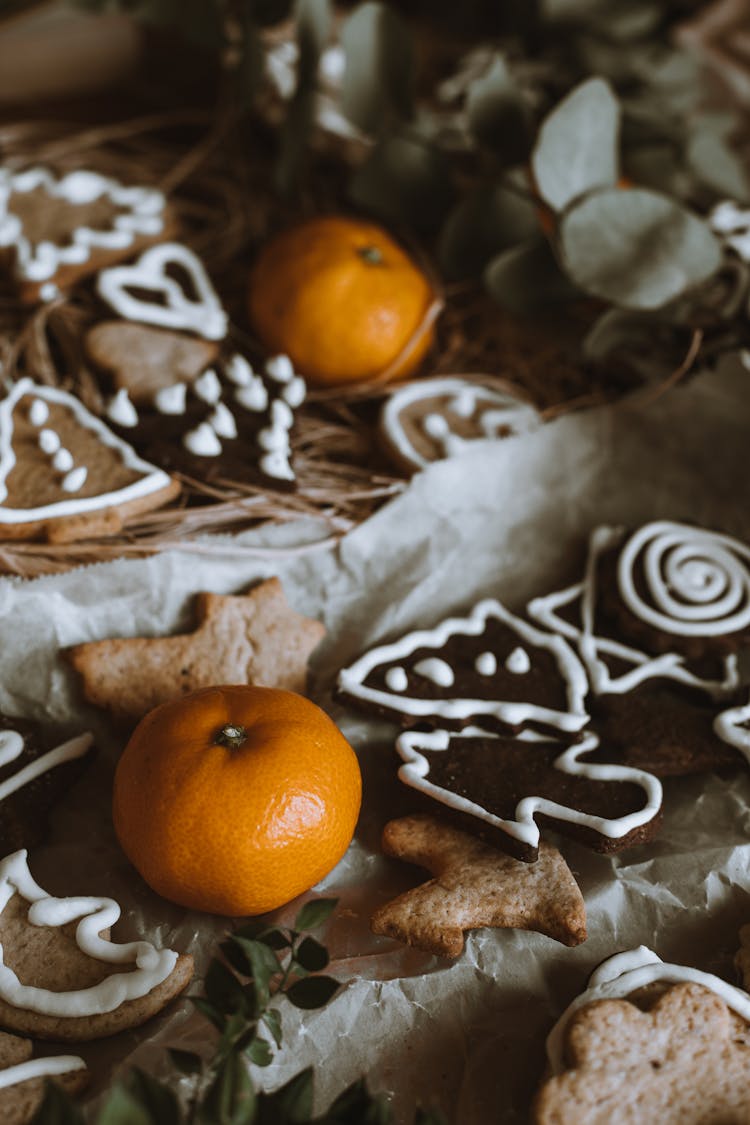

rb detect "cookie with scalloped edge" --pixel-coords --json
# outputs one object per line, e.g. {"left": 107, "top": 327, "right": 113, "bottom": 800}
{"left": 0, "top": 166, "right": 173, "bottom": 304}
{"left": 535, "top": 946, "right": 750, "bottom": 1124}
{"left": 0, "top": 378, "right": 180, "bottom": 542}
{"left": 0, "top": 849, "right": 193, "bottom": 1041}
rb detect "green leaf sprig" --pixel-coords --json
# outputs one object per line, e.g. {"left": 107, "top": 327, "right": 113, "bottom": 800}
{"left": 30, "top": 898, "right": 446, "bottom": 1125}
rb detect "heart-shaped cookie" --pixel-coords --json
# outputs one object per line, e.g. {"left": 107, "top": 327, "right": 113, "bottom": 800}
{"left": 96, "top": 241, "right": 228, "bottom": 340}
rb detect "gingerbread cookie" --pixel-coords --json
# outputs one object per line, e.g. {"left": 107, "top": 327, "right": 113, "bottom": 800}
{"left": 96, "top": 346, "right": 306, "bottom": 488}
{"left": 96, "top": 240, "right": 228, "bottom": 340}
{"left": 66, "top": 577, "right": 326, "bottom": 724}
{"left": 0, "top": 849, "right": 193, "bottom": 1041}
{"left": 0, "top": 379, "right": 180, "bottom": 542}
{"left": 337, "top": 598, "right": 589, "bottom": 737}
{"left": 379, "top": 376, "right": 540, "bottom": 475}
{"left": 371, "top": 814, "right": 586, "bottom": 957}
{"left": 0, "top": 1032, "right": 87, "bottom": 1125}
{"left": 0, "top": 167, "right": 170, "bottom": 304}
{"left": 395, "top": 728, "right": 662, "bottom": 861}
{"left": 0, "top": 720, "right": 93, "bottom": 854}
{"left": 84, "top": 321, "right": 220, "bottom": 403}
{"left": 536, "top": 946, "right": 750, "bottom": 1123}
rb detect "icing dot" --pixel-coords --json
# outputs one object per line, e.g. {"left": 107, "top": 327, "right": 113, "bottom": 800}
{"left": 260, "top": 450, "right": 295, "bottom": 481}
{"left": 106, "top": 388, "right": 138, "bottom": 428}
{"left": 235, "top": 380, "right": 269, "bottom": 413}
{"left": 450, "top": 388, "right": 476, "bottom": 418}
{"left": 385, "top": 666, "right": 409, "bottom": 692}
{"left": 28, "top": 399, "right": 49, "bottom": 426}
{"left": 414, "top": 657, "right": 455, "bottom": 688}
{"left": 225, "top": 354, "right": 254, "bottom": 386}
{"left": 183, "top": 423, "right": 222, "bottom": 456}
{"left": 209, "top": 402, "right": 237, "bottom": 439}
{"left": 39, "top": 282, "right": 61, "bottom": 302}
{"left": 154, "top": 383, "right": 187, "bottom": 415}
{"left": 505, "top": 647, "right": 531, "bottom": 674}
{"left": 474, "top": 651, "right": 497, "bottom": 676}
{"left": 423, "top": 413, "right": 450, "bottom": 439}
{"left": 38, "top": 428, "right": 60, "bottom": 454}
{"left": 271, "top": 399, "right": 294, "bottom": 429}
{"left": 265, "top": 354, "right": 294, "bottom": 383}
{"left": 52, "top": 448, "right": 74, "bottom": 473}
{"left": 193, "top": 368, "right": 222, "bottom": 404}
{"left": 258, "top": 426, "right": 290, "bottom": 453}
{"left": 62, "top": 466, "right": 87, "bottom": 492}
{"left": 282, "top": 376, "right": 306, "bottom": 408}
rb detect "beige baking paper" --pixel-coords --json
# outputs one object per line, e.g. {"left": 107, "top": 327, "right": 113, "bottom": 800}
{"left": 1, "top": 359, "right": 749, "bottom": 1123}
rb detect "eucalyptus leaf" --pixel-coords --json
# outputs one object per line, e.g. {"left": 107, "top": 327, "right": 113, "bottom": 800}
{"left": 438, "top": 182, "right": 539, "bottom": 280}
{"left": 191, "top": 996, "right": 226, "bottom": 1031}
{"left": 321, "top": 1077, "right": 391, "bottom": 1123}
{"left": 205, "top": 957, "right": 247, "bottom": 1015}
{"left": 341, "top": 2, "right": 414, "bottom": 134}
{"left": 126, "top": 1069, "right": 181, "bottom": 1125}
{"left": 295, "top": 935, "right": 330, "bottom": 972}
{"left": 349, "top": 134, "right": 453, "bottom": 231}
{"left": 560, "top": 187, "right": 722, "bottom": 310}
{"left": 262, "top": 1006, "right": 283, "bottom": 1048}
{"left": 295, "top": 898, "right": 337, "bottom": 932}
{"left": 29, "top": 1081, "right": 86, "bottom": 1125}
{"left": 261, "top": 1066, "right": 314, "bottom": 1120}
{"left": 532, "top": 77, "right": 620, "bottom": 211}
{"left": 484, "top": 237, "right": 578, "bottom": 311}
{"left": 687, "top": 130, "right": 750, "bottom": 203}
{"left": 582, "top": 306, "right": 660, "bottom": 360}
{"left": 286, "top": 974, "right": 340, "bottom": 1010}
{"left": 232, "top": 936, "right": 281, "bottom": 1010}
{"left": 168, "top": 1048, "right": 204, "bottom": 1076}
{"left": 248, "top": 1035, "right": 275, "bottom": 1067}
{"left": 465, "top": 55, "right": 529, "bottom": 164}
{"left": 200, "top": 1053, "right": 256, "bottom": 1125}
{"left": 97, "top": 1085, "right": 155, "bottom": 1125}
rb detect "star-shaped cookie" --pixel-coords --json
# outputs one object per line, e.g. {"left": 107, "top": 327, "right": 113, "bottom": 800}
{"left": 66, "top": 577, "right": 326, "bottom": 723}
{"left": 370, "top": 814, "right": 587, "bottom": 957}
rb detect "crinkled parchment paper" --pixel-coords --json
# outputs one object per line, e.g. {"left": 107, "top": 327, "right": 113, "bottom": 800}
{"left": 2, "top": 359, "right": 750, "bottom": 1122}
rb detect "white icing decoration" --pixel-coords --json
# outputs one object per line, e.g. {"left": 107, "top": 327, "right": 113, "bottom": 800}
{"left": 235, "top": 380, "right": 268, "bottom": 413}
{"left": 414, "top": 657, "right": 455, "bottom": 688}
{"left": 0, "top": 730, "right": 92, "bottom": 803}
{"left": 225, "top": 354, "right": 254, "bottom": 386}
{"left": 183, "top": 423, "right": 221, "bottom": 457}
{"left": 381, "top": 377, "right": 540, "bottom": 472}
{"left": 545, "top": 946, "right": 750, "bottom": 1075}
{"left": 106, "top": 388, "right": 138, "bottom": 428}
{"left": 0, "top": 1054, "right": 86, "bottom": 1091}
{"left": 385, "top": 667, "right": 408, "bottom": 692}
{"left": 193, "top": 368, "right": 222, "bottom": 404}
{"left": 338, "top": 598, "right": 589, "bottom": 734}
{"left": 265, "top": 354, "right": 294, "bottom": 383}
{"left": 38, "top": 429, "right": 59, "bottom": 455}
{"left": 154, "top": 382, "right": 187, "bottom": 416}
{"left": 260, "top": 451, "right": 295, "bottom": 482}
{"left": 282, "top": 376, "right": 306, "bottom": 408}
{"left": 714, "top": 698, "right": 750, "bottom": 764}
{"left": 396, "top": 728, "right": 662, "bottom": 851}
{"left": 0, "top": 379, "right": 174, "bottom": 524}
{"left": 209, "top": 402, "right": 237, "bottom": 439}
{"left": 528, "top": 523, "right": 741, "bottom": 701}
{"left": 474, "top": 651, "right": 496, "bottom": 676}
{"left": 709, "top": 200, "right": 750, "bottom": 262}
{"left": 617, "top": 521, "right": 750, "bottom": 637}
{"left": 39, "top": 283, "right": 61, "bottom": 302}
{"left": 0, "top": 167, "right": 165, "bottom": 284}
{"left": 505, "top": 646, "right": 531, "bottom": 674}
{"left": 52, "top": 449, "right": 74, "bottom": 473}
{"left": 28, "top": 400, "right": 48, "bottom": 427}
{"left": 62, "top": 466, "right": 87, "bottom": 493}
{"left": 258, "top": 400, "right": 294, "bottom": 454}
{"left": 96, "top": 242, "right": 228, "bottom": 341}
{"left": 0, "top": 850, "right": 179, "bottom": 1016}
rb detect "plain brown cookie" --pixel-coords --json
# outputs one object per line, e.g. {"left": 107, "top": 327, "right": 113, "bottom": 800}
{"left": 85, "top": 321, "right": 220, "bottom": 403}
{"left": 0, "top": 1031, "right": 88, "bottom": 1124}
{"left": 0, "top": 889, "right": 193, "bottom": 1042}
{"left": 370, "top": 814, "right": 587, "bottom": 957}
{"left": 532, "top": 982, "right": 750, "bottom": 1123}
{"left": 66, "top": 577, "right": 326, "bottom": 724}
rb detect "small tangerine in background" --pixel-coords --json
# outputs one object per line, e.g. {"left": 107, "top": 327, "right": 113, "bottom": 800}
{"left": 247, "top": 215, "right": 441, "bottom": 388}
{"left": 112, "top": 685, "right": 362, "bottom": 916}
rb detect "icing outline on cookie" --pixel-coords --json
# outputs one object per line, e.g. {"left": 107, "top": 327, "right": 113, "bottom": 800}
{"left": 381, "top": 376, "right": 540, "bottom": 472}
{"left": 96, "top": 242, "right": 228, "bottom": 341}
{"left": 395, "top": 728, "right": 662, "bottom": 850}
{"left": 545, "top": 946, "right": 750, "bottom": 1074}
{"left": 714, "top": 697, "right": 750, "bottom": 764}
{"left": 0, "top": 1053, "right": 86, "bottom": 1090}
{"left": 528, "top": 523, "right": 742, "bottom": 700}
{"left": 337, "top": 598, "right": 589, "bottom": 734}
{"left": 0, "top": 379, "right": 174, "bottom": 524}
{"left": 0, "top": 850, "right": 179, "bottom": 1017}
{"left": 0, "top": 168, "right": 165, "bottom": 287}
{"left": 0, "top": 730, "right": 92, "bottom": 803}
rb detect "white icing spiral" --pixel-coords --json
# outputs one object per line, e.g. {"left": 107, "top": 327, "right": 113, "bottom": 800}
{"left": 617, "top": 521, "right": 750, "bottom": 637}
